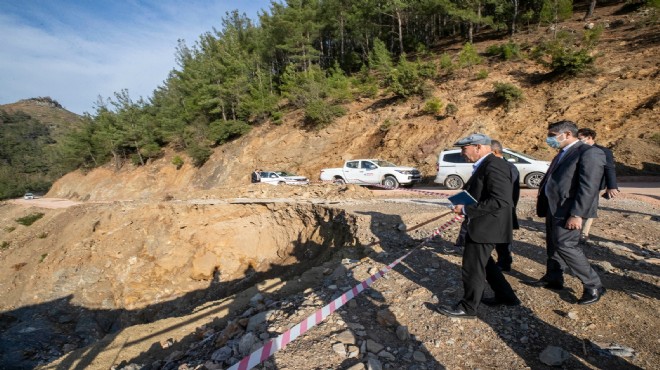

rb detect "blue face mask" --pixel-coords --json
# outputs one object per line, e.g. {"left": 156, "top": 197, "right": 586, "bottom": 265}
{"left": 546, "top": 133, "right": 565, "bottom": 149}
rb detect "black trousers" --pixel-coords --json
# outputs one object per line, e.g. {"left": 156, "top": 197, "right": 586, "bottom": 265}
{"left": 495, "top": 243, "right": 513, "bottom": 268}
{"left": 458, "top": 235, "right": 518, "bottom": 315}
{"left": 544, "top": 215, "right": 602, "bottom": 289}
{"left": 456, "top": 220, "right": 513, "bottom": 268}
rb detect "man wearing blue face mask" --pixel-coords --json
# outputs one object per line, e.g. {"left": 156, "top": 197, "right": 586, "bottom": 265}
{"left": 525, "top": 120, "right": 607, "bottom": 305}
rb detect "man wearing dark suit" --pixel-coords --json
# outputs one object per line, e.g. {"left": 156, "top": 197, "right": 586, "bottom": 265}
{"left": 437, "top": 133, "right": 520, "bottom": 319}
{"left": 491, "top": 140, "right": 520, "bottom": 271}
{"left": 577, "top": 128, "right": 619, "bottom": 243}
{"left": 526, "top": 120, "right": 606, "bottom": 305}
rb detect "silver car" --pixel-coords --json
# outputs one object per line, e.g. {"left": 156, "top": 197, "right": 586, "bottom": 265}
{"left": 259, "top": 171, "right": 310, "bottom": 185}
{"left": 434, "top": 149, "right": 550, "bottom": 189}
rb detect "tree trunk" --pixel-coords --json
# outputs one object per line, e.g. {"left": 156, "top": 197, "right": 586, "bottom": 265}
{"left": 111, "top": 149, "right": 121, "bottom": 170}
{"left": 396, "top": 8, "right": 404, "bottom": 54}
{"left": 134, "top": 141, "right": 145, "bottom": 165}
{"left": 468, "top": 22, "right": 474, "bottom": 43}
{"left": 88, "top": 147, "right": 98, "bottom": 167}
{"left": 340, "top": 15, "right": 345, "bottom": 58}
{"left": 553, "top": 0, "right": 559, "bottom": 39}
{"left": 476, "top": 2, "right": 482, "bottom": 33}
{"left": 584, "top": 0, "right": 597, "bottom": 20}
{"left": 510, "top": 0, "right": 519, "bottom": 37}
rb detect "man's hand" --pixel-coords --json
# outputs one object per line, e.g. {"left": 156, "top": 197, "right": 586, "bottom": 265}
{"left": 606, "top": 188, "right": 620, "bottom": 199}
{"left": 452, "top": 205, "right": 464, "bottom": 215}
{"left": 566, "top": 216, "right": 583, "bottom": 230}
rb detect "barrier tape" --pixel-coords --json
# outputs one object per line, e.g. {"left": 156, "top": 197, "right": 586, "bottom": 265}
{"left": 227, "top": 214, "right": 464, "bottom": 370}
{"left": 311, "top": 179, "right": 456, "bottom": 199}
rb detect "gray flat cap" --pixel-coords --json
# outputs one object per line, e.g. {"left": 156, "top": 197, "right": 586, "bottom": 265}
{"left": 454, "top": 133, "right": 492, "bottom": 147}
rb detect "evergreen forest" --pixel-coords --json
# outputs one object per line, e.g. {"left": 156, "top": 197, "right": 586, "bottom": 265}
{"left": 0, "top": 109, "right": 74, "bottom": 199}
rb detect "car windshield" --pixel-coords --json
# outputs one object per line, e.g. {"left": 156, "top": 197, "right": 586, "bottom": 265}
{"left": 373, "top": 160, "right": 397, "bottom": 167}
{"left": 506, "top": 149, "right": 540, "bottom": 161}
{"left": 274, "top": 171, "right": 296, "bottom": 176}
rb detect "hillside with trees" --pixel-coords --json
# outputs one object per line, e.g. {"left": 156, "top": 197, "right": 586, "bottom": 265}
{"left": 0, "top": 98, "right": 84, "bottom": 199}
{"left": 4, "top": 0, "right": 659, "bottom": 200}
{"left": 51, "top": 0, "right": 657, "bottom": 179}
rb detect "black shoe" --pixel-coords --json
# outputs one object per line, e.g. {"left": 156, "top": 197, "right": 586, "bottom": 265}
{"left": 523, "top": 279, "right": 564, "bottom": 290}
{"left": 579, "top": 235, "right": 590, "bottom": 245}
{"left": 481, "top": 297, "right": 521, "bottom": 307}
{"left": 577, "top": 287, "right": 606, "bottom": 305}
{"left": 496, "top": 263, "right": 512, "bottom": 272}
{"left": 443, "top": 245, "right": 463, "bottom": 255}
{"left": 436, "top": 304, "right": 476, "bottom": 319}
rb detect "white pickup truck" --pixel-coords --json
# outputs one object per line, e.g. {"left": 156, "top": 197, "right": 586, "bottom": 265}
{"left": 319, "top": 159, "right": 422, "bottom": 189}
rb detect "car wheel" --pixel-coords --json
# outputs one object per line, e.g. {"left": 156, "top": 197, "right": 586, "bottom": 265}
{"left": 278, "top": 181, "right": 285, "bottom": 185}
{"left": 383, "top": 176, "right": 399, "bottom": 189}
{"left": 525, "top": 172, "right": 544, "bottom": 188}
{"left": 444, "top": 175, "right": 464, "bottom": 190}
{"left": 333, "top": 177, "right": 346, "bottom": 185}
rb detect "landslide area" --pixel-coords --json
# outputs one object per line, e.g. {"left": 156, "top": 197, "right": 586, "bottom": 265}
{"left": 0, "top": 199, "right": 361, "bottom": 369}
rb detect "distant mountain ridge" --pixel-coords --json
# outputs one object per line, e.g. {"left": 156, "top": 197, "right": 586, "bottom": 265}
{"left": 0, "top": 98, "right": 85, "bottom": 199}
{"left": 0, "top": 97, "right": 84, "bottom": 142}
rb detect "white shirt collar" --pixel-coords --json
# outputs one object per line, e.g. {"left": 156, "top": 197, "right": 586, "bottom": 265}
{"left": 561, "top": 139, "right": 580, "bottom": 152}
{"left": 472, "top": 152, "right": 491, "bottom": 174}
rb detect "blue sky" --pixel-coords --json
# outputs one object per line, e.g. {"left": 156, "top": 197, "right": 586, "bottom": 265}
{"left": 0, "top": 0, "right": 273, "bottom": 115}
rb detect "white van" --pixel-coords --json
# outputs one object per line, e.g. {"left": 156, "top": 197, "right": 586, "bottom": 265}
{"left": 434, "top": 149, "right": 550, "bottom": 189}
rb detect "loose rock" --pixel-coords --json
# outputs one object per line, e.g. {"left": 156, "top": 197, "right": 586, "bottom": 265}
{"left": 539, "top": 346, "right": 570, "bottom": 366}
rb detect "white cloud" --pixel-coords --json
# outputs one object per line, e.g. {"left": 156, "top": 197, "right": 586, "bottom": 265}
{"left": 0, "top": 1, "right": 271, "bottom": 115}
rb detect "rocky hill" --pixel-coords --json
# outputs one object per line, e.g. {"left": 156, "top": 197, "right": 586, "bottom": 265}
{"left": 0, "top": 97, "right": 84, "bottom": 142}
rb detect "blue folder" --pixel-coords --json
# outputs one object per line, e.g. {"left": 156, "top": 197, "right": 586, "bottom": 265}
{"left": 448, "top": 190, "right": 477, "bottom": 206}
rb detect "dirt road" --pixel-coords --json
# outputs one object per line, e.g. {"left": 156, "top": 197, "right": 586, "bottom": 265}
{"left": 7, "top": 181, "right": 658, "bottom": 209}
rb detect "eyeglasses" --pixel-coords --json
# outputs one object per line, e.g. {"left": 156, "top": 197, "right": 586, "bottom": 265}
{"left": 547, "top": 131, "right": 565, "bottom": 138}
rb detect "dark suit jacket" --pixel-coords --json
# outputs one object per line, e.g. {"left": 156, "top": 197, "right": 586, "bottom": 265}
{"left": 463, "top": 154, "right": 514, "bottom": 244}
{"left": 536, "top": 141, "right": 605, "bottom": 219}
{"left": 505, "top": 159, "right": 520, "bottom": 230}
{"left": 594, "top": 144, "right": 618, "bottom": 190}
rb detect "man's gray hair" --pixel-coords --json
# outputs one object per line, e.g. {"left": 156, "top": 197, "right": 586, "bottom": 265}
{"left": 548, "top": 120, "right": 578, "bottom": 136}
{"left": 491, "top": 140, "right": 503, "bottom": 154}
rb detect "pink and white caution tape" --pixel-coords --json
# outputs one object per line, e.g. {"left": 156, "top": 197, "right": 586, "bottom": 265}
{"left": 227, "top": 214, "right": 464, "bottom": 370}
{"left": 311, "top": 180, "right": 455, "bottom": 198}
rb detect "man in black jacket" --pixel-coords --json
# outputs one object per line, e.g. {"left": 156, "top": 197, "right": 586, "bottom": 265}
{"left": 491, "top": 140, "right": 520, "bottom": 271}
{"left": 526, "top": 120, "right": 606, "bottom": 305}
{"left": 437, "top": 134, "right": 520, "bottom": 319}
{"left": 577, "top": 128, "right": 619, "bottom": 243}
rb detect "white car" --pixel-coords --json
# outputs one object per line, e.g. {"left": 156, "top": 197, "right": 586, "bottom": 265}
{"left": 320, "top": 159, "right": 422, "bottom": 189}
{"left": 23, "top": 192, "right": 35, "bottom": 200}
{"left": 434, "top": 149, "right": 550, "bottom": 189}
{"left": 259, "top": 171, "right": 309, "bottom": 185}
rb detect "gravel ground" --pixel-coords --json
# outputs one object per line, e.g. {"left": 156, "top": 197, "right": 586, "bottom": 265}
{"left": 135, "top": 195, "right": 658, "bottom": 370}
